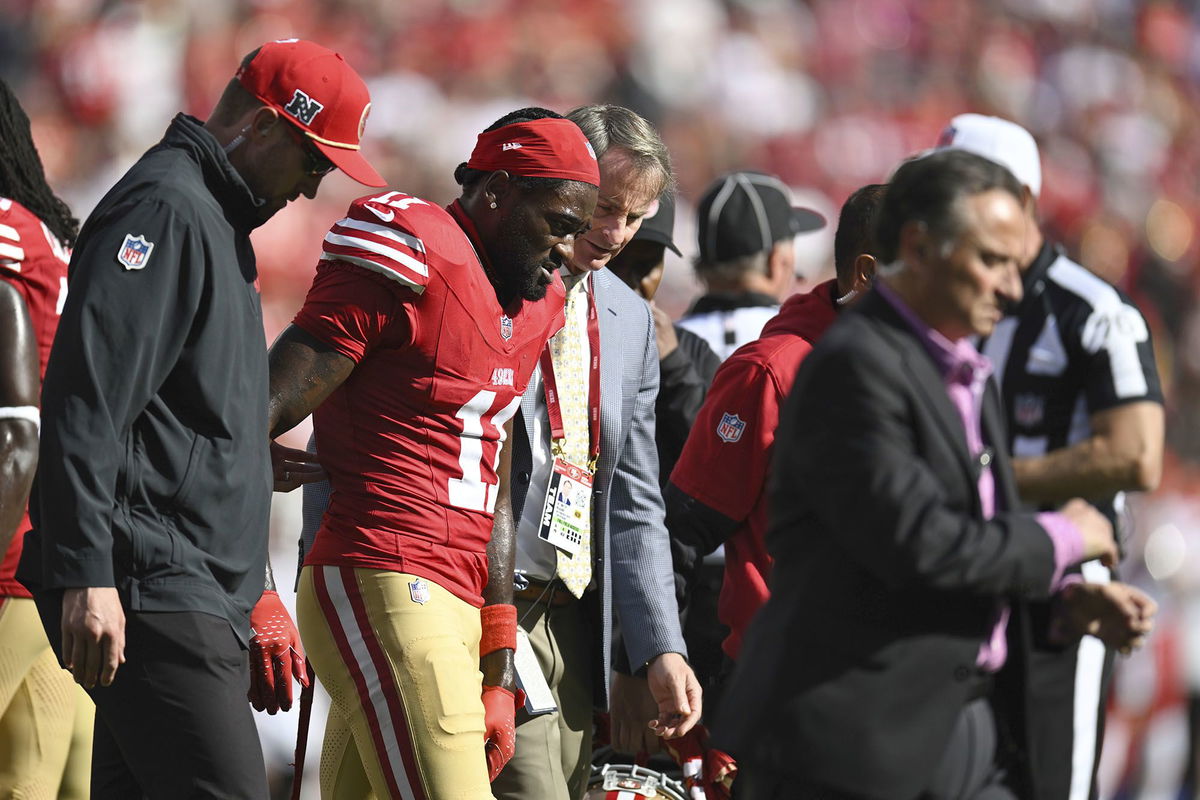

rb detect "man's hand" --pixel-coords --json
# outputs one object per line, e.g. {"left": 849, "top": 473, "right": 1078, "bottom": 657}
{"left": 271, "top": 440, "right": 325, "bottom": 493}
{"left": 61, "top": 586, "right": 125, "bottom": 689}
{"left": 609, "top": 671, "right": 664, "bottom": 756}
{"left": 1059, "top": 581, "right": 1157, "bottom": 654}
{"left": 482, "top": 682, "right": 524, "bottom": 780}
{"left": 248, "top": 590, "right": 309, "bottom": 714}
{"left": 1059, "top": 498, "right": 1117, "bottom": 567}
{"left": 645, "top": 652, "right": 702, "bottom": 740}
{"left": 650, "top": 302, "right": 678, "bottom": 360}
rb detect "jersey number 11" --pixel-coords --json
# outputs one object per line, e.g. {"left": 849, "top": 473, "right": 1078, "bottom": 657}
{"left": 448, "top": 390, "right": 522, "bottom": 513}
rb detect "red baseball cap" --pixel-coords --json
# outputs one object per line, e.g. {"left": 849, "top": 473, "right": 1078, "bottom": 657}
{"left": 237, "top": 39, "right": 385, "bottom": 187}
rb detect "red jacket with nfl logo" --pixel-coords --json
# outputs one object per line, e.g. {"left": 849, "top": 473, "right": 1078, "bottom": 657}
{"left": 667, "top": 278, "right": 839, "bottom": 660}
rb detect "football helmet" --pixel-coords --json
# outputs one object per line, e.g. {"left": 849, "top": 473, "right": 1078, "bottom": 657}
{"left": 583, "top": 762, "right": 690, "bottom": 799}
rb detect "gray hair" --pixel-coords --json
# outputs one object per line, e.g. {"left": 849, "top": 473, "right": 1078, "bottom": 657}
{"left": 566, "top": 104, "right": 674, "bottom": 198}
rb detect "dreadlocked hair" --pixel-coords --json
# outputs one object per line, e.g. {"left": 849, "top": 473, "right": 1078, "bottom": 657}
{"left": 0, "top": 79, "right": 79, "bottom": 248}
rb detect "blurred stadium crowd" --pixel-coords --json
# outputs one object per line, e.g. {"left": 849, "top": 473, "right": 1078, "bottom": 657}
{"left": 5, "top": 0, "right": 1200, "bottom": 796}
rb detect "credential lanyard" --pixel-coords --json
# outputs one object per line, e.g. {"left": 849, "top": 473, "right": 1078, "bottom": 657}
{"left": 540, "top": 275, "right": 601, "bottom": 471}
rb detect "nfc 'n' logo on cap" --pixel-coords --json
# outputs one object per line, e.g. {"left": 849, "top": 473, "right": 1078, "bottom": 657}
{"left": 284, "top": 89, "right": 324, "bottom": 125}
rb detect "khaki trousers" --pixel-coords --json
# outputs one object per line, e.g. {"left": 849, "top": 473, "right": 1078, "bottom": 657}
{"left": 298, "top": 566, "right": 492, "bottom": 800}
{"left": 492, "top": 594, "right": 593, "bottom": 800}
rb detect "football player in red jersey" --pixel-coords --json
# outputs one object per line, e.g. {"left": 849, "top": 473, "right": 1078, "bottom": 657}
{"left": 266, "top": 108, "right": 599, "bottom": 800}
{"left": 0, "top": 78, "right": 93, "bottom": 800}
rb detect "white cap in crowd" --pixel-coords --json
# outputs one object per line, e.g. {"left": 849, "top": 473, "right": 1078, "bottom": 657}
{"left": 935, "top": 113, "right": 1042, "bottom": 198}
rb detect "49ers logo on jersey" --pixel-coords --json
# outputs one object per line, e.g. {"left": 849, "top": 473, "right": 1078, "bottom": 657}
{"left": 490, "top": 367, "right": 514, "bottom": 387}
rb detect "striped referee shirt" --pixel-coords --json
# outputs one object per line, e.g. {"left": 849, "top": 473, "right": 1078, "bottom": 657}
{"left": 979, "top": 241, "right": 1162, "bottom": 526}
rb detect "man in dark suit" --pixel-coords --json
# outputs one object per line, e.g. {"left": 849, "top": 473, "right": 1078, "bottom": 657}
{"left": 713, "top": 150, "right": 1127, "bottom": 800}
{"left": 936, "top": 115, "right": 1161, "bottom": 800}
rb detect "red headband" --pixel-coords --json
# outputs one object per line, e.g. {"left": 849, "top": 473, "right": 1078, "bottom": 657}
{"left": 466, "top": 118, "right": 600, "bottom": 187}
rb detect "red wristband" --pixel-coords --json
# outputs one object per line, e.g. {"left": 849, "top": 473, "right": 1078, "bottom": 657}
{"left": 479, "top": 604, "right": 518, "bottom": 656}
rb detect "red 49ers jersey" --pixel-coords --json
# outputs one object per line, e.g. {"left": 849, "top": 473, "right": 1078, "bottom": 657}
{"left": 295, "top": 194, "right": 565, "bottom": 606}
{"left": 0, "top": 198, "right": 70, "bottom": 597}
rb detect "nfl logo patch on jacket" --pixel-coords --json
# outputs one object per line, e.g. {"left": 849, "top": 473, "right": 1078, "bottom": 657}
{"left": 117, "top": 233, "right": 154, "bottom": 270}
{"left": 717, "top": 412, "right": 746, "bottom": 443}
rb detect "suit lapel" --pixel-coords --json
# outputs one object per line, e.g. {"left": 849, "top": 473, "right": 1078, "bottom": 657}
{"left": 520, "top": 361, "right": 541, "bottom": 449}
{"left": 864, "top": 293, "right": 977, "bottom": 505}
{"left": 592, "top": 271, "right": 623, "bottom": 479}
{"left": 904, "top": 348, "right": 973, "bottom": 471}
{"left": 981, "top": 380, "right": 1019, "bottom": 513}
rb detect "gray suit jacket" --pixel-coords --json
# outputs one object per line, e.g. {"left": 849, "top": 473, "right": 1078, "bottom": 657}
{"left": 511, "top": 269, "right": 686, "bottom": 707}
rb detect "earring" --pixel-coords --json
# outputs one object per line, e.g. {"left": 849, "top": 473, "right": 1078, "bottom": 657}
{"left": 489, "top": 201, "right": 498, "bottom": 209}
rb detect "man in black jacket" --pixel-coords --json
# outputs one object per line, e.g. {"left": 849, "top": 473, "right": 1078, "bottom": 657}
{"left": 714, "top": 151, "right": 1124, "bottom": 800}
{"left": 18, "top": 39, "right": 385, "bottom": 799}
{"left": 937, "top": 114, "right": 1161, "bottom": 800}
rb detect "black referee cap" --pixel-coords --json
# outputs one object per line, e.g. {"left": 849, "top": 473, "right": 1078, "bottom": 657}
{"left": 632, "top": 192, "right": 682, "bottom": 256}
{"left": 697, "top": 171, "right": 825, "bottom": 263}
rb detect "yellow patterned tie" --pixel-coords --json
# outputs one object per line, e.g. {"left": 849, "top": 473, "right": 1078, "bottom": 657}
{"left": 553, "top": 279, "right": 592, "bottom": 597}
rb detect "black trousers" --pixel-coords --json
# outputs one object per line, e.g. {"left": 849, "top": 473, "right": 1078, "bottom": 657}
{"left": 1022, "top": 637, "right": 1115, "bottom": 800}
{"left": 738, "top": 699, "right": 1017, "bottom": 800}
{"left": 35, "top": 594, "right": 267, "bottom": 799}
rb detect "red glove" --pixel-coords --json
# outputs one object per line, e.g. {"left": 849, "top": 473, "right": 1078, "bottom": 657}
{"left": 248, "top": 590, "right": 309, "bottom": 714}
{"left": 482, "top": 684, "right": 525, "bottom": 780}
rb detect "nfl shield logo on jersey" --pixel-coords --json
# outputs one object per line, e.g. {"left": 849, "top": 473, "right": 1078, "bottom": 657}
{"left": 500, "top": 315, "right": 513, "bottom": 341}
{"left": 716, "top": 412, "right": 746, "bottom": 443}
{"left": 409, "top": 578, "right": 430, "bottom": 605}
{"left": 117, "top": 234, "right": 154, "bottom": 270}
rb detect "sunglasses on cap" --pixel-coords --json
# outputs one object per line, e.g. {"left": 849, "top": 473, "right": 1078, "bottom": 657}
{"left": 281, "top": 121, "right": 336, "bottom": 177}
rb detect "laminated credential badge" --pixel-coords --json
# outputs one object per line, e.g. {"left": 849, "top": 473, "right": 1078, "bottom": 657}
{"left": 536, "top": 457, "right": 593, "bottom": 557}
